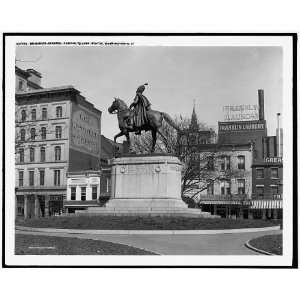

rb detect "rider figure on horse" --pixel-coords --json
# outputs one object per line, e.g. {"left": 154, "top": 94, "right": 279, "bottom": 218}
{"left": 128, "top": 83, "right": 151, "bottom": 135}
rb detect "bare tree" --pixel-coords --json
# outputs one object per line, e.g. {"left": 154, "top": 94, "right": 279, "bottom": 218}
{"left": 130, "top": 115, "right": 238, "bottom": 206}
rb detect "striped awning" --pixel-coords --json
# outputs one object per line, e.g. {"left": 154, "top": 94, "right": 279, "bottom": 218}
{"left": 250, "top": 200, "right": 282, "bottom": 209}
{"left": 200, "top": 200, "right": 251, "bottom": 205}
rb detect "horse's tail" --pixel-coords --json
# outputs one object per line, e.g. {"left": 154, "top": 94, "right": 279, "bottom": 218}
{"left": 161, "top": 112, "right": 182, "bottom": 133}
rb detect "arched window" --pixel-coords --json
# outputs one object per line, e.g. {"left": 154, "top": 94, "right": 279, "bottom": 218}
{"left": 20, "top": 129, "right": 26, "bottom": 141}
{"left": 30, "top": 147, "right": 35, "bottom": 162}
{"left": 42, "top": 108, "right": 47, "bottom": 120}
{"left": 41, "top": 127, "right": 46, "bottom": 140}
{"left": 55, "top": 126, "right": 62, "bottom": 139}
{"left": 31, "top": 109, "right": 36, "bottom": 121}
{"left": 30, "top": 128, "right": 36, "bottom": 140}
{"left": 21, "top": 110, "right": 26, "bottom": 122}
{"left": 19, "top": 148, "right": 24, "bottom": 162}
{"left": 55, "top": 146, "right": 61, "bottom": 161}
{"left": 40, "top": 147, "right": 46, "bottom": 162}
{"left": 56, "top": 106, "right": 62, "bottom": 118}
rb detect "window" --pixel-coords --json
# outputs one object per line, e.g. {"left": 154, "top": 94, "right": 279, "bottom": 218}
{"left": 221, "top": 181, "right": 231, "bottom": 195}
{"left": 237, "top": 179, "right": 245, "bottom": 194}
{"left": 207, "top": 181, "right": 214, "bottom": 195}
{"left": 31, "top": 109, "right": 36, "bottom": 121}
{"left": 189, "top": 134, "right": 197, "bottom": 145}
{"left": 39, "top": 170, "right": 45, "bottom": 186}
{"left": 54, "top": 170, "right": 61, "bottom": 186}
{"left": 256, "top": 168, "right": 264, "bottom": 179}
{"left": 271, "top": 185, "right": 279, "bottom": 195}
{"left": 29, "top": 170, "right": 34, "bottom": 186}
{"left": 71, "top": 187, "right": 76, "bottom": 200}
{"left": 30, "top": 128, "right": 36, "bottom": 140}
{"left": 238, "top": 155, "right": 245, "bottom": 170}
{"left": 256, "top": 186, "right": 264, "bottom": 199}
{"left": 221, "top": 156, "right": 230, "bottom": 171}
{"left": 20, "top": 129, "right": 26, "bottom": 141}
{"left": 19, "top": 171, "right": 24, "bottom": 187}
{"left": 54, "top": 146, "right": 61, "bottom": 161}
{"left": 92, "top": 186, "right": 97, "bottom": 200}
{"left": 42, "top": 108, "right": 47, "bottom": 120}
{"left": 40, "top": 147, "right": 46, "bottom": 162}
{"left": 271, "top": 168, "right": 279, "bottom": 179}
{"left": 207, "top": 156, "right": 214, "bottom": 170}
{"left": 81, "top": 187, "right": 86, "bottom": 201}
{"left": 29, "top": 147, "right": 35, "bottom": 162}
{"left": 56, "top": 106, "right": 62, "bottom": 118}
{"left": 55, "top": 126, "right": 62, "bottom": 139}
{"left": 41, "top": 127, "right": 46, "bottom": 140}
{"left": 19, "top": 148, "right": 24, "bottom": 162}
{"left": 21, "top": 110, "right": 26, "bottom": 122}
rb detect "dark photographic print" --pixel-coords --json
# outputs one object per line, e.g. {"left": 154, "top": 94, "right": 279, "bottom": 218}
{"left": 3, "top": 34, "right": 296, "bottom": 267}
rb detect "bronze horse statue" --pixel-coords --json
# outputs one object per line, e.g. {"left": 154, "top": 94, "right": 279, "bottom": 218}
{"left": 108, "top": 98, "right": 181, "bottom": 153}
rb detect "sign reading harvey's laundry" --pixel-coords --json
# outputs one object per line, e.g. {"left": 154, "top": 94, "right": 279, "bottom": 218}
{"left": 219, "top": 121, "right": 265, "bottom": 132}
{"left": 71, "top": 105, "right": 101, "bottom": 156}
{"left": 223, "top": 104, "right": 259, "bottom": 121}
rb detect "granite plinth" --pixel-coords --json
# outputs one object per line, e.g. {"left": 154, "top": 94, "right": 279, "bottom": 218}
{"left": 80, "top": 155, "right": 215, "bottom": 218}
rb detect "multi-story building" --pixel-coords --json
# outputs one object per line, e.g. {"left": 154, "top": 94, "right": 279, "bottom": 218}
{"left": 215, "top": 90, "right": 283, "bottom": 219}
{"left": 15, "top": 68, "right": 102, "bottom": 218}
{"left": 251, "top": 131, "right": 283, "bottom": 219}
{"left": 198, "top": 143, "right": 253, "bottom": 218}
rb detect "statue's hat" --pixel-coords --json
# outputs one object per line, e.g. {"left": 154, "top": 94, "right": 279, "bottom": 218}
{"left": 136, "top": 83, "right": 148, "bottom": 93}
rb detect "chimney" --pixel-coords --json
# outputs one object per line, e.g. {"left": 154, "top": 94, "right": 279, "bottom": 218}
{"left": 258, "top": 89, "right": 265, "bottom": 121}
{"left": 26, "top": 69, "right": 42, "bottom": 87}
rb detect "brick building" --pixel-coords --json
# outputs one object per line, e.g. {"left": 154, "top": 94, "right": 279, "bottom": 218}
{"left": 198, "top": 143, "right": 254, "bottom": 219}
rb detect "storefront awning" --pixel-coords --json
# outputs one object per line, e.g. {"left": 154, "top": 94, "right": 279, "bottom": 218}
{"left": 250, "top": 200, "right": 282, "bottom": 209}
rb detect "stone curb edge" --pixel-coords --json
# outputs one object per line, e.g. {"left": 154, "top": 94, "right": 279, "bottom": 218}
{"left": 244, "top": 240, "right": 274, "bottom": 255}
{"left": 16, "top": 225, "right": 280, "bottom": 235}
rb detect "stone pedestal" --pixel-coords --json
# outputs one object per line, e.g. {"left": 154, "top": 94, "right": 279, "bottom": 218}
{"left": 81, "top": 154, "right": 216, "bottom": 218}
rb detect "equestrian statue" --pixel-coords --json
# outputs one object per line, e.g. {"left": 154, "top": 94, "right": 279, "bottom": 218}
{"left": 108, "top": 83, "right": 181, "bottom": 153}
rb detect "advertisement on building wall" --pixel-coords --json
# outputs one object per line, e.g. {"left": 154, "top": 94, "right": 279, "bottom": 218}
{"left": 218, "top": 120, "right": 266, "bottom": 132}
{"left": 223, "top": 104, "right": 259, "bottom": 121}
{"left": 70, "top": 104, "right": 101, "bottom": 157}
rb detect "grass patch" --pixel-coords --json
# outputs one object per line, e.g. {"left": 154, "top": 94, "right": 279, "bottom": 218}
{"left": 248, "top": 234, "right": 282, "bottom": 255}
{"left": 15, "top": 234, "right": 156, "bottom": 255}
{"left": 16, "top": 215, "right": 281, "bottom": 230}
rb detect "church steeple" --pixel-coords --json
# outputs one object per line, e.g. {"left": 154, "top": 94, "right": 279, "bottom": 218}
{"left": 189, "top": 100, "right": 199, "bottom": 131}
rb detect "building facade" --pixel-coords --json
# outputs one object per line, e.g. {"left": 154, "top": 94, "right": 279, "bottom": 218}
{"left": 198, "top": 143, "right": 254, "bottom": 219}
{"left": 15, "top": 69, "right": 102, "bottom": 218}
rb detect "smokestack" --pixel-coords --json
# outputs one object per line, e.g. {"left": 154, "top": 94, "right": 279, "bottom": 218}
{"left": 258, "top": 89, "right": 265, "bottom": 121}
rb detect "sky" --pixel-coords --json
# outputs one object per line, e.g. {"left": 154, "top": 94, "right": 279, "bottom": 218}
{"left": 16, "top": 46, "right": 282, "bottom": 140}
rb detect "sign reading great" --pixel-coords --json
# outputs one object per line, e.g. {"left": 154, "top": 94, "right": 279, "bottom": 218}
{"left": 70, "top": 105, "right": 101, "bottom": 156}
{"left": 218, "top": 120, "right": 266, "bottom": 132}
{"left": 223, "top": 104, "right": 259, "bottom": 121}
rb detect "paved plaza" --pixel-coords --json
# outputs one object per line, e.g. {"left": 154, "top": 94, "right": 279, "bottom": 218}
{"left": 16, "top": 228, "right": 280, "bottom": 255}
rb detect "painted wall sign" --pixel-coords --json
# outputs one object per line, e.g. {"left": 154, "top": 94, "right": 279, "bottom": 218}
{"left": 264, "top": 157, "right": 283, "bottom": 163}
{"left": 223, "top": 104, "right": 259, "bottom": 121}
{"left": 71, "top": 105, "right": 101, "bottom": 156}
{"left": 219, "top": 121, "right": 265, "bottom": 132}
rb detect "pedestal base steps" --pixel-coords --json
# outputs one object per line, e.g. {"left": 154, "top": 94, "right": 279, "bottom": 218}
{"left": 76, "top": 198, "right": 217, "bottom": 218}
{"left": 77, "top": 154, "right": 216, "bottom": 218}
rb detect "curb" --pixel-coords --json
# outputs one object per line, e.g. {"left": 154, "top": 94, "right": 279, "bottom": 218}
{"left": 244, "top": 240, "right": 274, "bottom": 255}
{"left": 16, "top": 225, "right": 280, "bottom": 235}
